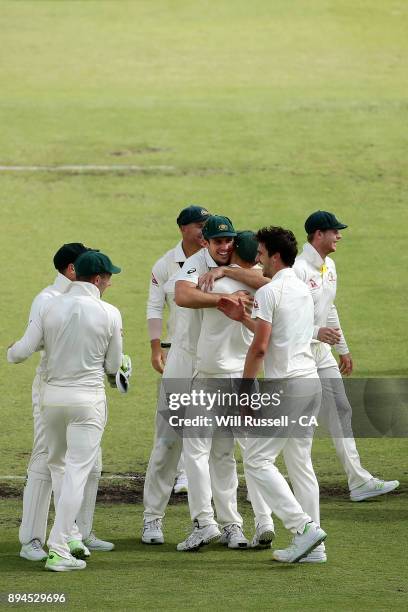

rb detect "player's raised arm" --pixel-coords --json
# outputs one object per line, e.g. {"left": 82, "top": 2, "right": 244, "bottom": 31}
{"left": 199, "top": 265, "right": 270, "bottom": 293}
{"left": 176, "top": 279, "right": 227, "bottom": 308}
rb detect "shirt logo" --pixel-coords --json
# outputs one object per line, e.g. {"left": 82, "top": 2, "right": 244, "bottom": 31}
{"left": 253, "top": 299, "right": 259, "bottom": 309}
{"left": 151, "top": 273, "right": 159, "bottom": 286}
{"left": 328, "top": 271, "right": 336, "bottom": 282}
{"left": 187, "top": 268, "right": 197, "bottom": 274}
{"left": 308, "top": 278, "right": 319, "bottom": 289}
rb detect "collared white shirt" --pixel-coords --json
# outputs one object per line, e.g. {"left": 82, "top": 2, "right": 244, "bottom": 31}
{"left": 8, "top": 282, "right": 123, "bottom": 388}
{"left": 252, "top": 268, "right": 317, "bottom": 379}
{"left": 172, "top": 248, "right": 218, "bottom": 355}
{"left": 196, "top": 269, "right": 254, "bottom": 375}
{"left": 8, "top": 273, "right": 72, "bottom": 377}
{"left": 146, "top": 241, "right": 187, "bottom": 343}
{"left": 293, "top": 242, "right": 349, "bottom": 355}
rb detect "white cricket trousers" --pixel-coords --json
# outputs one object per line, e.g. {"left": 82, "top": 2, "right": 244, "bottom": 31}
{"left": 41, "top": 384, "right": 106, "bottom": 559}
{"left": 19, "top": 375, "right": 103, "bottom": 545}
{"left": 183, "top": 374, "right": 243, "bottom": 528}
{"left": 313, "top": 344, "right": 373, "bottom": 490}
{"left": 243, "top": 382, "right": 322, "bottom": 534}
{"left": 143, "top": 347, "right": 193, "bottom": 522}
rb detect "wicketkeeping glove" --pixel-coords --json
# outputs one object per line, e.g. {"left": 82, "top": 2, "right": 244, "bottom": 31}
{"left": 115, "top": 354, "right": 132, "bottom": 394}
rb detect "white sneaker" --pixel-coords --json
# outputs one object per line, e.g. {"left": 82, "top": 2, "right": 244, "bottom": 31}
{"left": 20, "top": 538, "right": 48, "bottom": 561}
{"left": 174, "top": 472, "right": 188, "bottom": 494}
{"left": 177, "top": 523, "right": 221, "bottom": 552}
{"left": 45, "top": 551, "right": 86, "bottom": 572}
{"left": 299, "top": 543, "right": 327, "bottom": 563}
{"left": 83, "top": 532, "right": 115, "bottom": 551}
{"left": 142, "top": 519, "right": 164, "bottom": 544}
{"left": 273, "top": 522, "right": 327, "bottom": 563}
{"left": 67, "top": 539, "right": 91, "bottom": 559}
{"left": 219, "top": 524, "right": 249, "bottom": 549}
{"left": 350, "top": 478, "right": 399, "bottom": 502}
{"left": 251, "top": 524, "right": 275, "bottom": 549}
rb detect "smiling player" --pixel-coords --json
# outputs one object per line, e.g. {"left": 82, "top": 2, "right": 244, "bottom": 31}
{"left": 293, "top": 211, "right": 399, "bottom": 503}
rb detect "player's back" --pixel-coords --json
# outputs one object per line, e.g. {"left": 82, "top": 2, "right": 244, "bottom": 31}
{"left": 196, "top": 275, "right": 253, "bottom": 375}
{"left": 42, "top": 282, "right": 118, "bottom": 387}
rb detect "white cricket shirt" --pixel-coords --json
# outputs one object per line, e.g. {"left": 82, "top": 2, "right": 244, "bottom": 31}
{"left": 196, "top": 271, "right": 254, "bottom": 375}
{"left": 173, "top": 248, "right": 217, "bottom": 355}
{"left": 293, "top": 242, "right": 349, "bottom": 355}
{"left": 146, "top": 241, "right": 186, "bottom": 343}
{"left": 8, "top": 273, "right": 72, "bottom": 378}
{"left": 252, "top": 268, "right": 317, "bottom": 379}
{"left": 8, "top": 282, "right": 123, "bottom": 388}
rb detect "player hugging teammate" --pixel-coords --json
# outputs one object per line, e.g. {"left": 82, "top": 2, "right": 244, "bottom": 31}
{"left": 7, "top": 209, "right": 399, "bottom": 570}
{"left": 142, "top": 208, "right": 399, "bottom": 563}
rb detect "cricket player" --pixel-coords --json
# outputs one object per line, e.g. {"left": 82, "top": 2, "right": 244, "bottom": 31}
{"left": 229, "top": 226, "right": 327, "bottom": 563}
{"left": 7, "top": 244, "right": 114, "bottom": 562}
{"left": 293, "top": 211, "right": 399, "bottom": 501}
{"left": 8, "top": 250, "right": 124, "bottom": 571}
{"left": 199, "top": 214, "right": 399, "bottom": 509}
{"left": 176, "top": 231, "right": 261, "bottom": 551}
{"left": 142, "top": 215, "right": 250, "bottom": 545}
{"left": 146, "top": 205, "right": 210, "bottom": 494}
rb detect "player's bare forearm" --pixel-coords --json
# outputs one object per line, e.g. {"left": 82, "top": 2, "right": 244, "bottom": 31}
{"left": 242, "top": 344, "right": 265, "bottom": 379}
{"left": 224, "top": 266, "right": 270, "bottom": 289}
{"left": 242, "top": 318, "right": 272, "bottom": 378}
{"left": 241, "top": 312, "right": 256, "bottom": 333}
{"left": 175, "top": 281, "right": 222, "bottom": 308}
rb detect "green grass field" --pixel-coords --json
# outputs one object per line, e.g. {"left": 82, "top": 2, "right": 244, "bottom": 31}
{"left": 1, "top": 1, "right": 407, "bottom": 610}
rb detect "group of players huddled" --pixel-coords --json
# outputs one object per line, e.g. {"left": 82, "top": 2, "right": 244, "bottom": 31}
{"left": 7, "top": 206, "right": 399, "bottom": 571}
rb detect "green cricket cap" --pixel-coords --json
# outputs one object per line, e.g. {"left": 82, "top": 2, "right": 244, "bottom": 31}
{"left": 177, "top": 205, "right": 210, "bottom": 226}
{"left": 235, "top": 230, "right": 258, "bottom": 263}
{"left": 53, "top": 243, "right": 93, "bottom": 271}
{"left": 202, "top": 215, "right": 236, "bottom": 240}
{"left": 75, "top": 251, "right": 121, "bottom": 276}
{"left": 305, "top": 210, "right": 348, "bottom": 234}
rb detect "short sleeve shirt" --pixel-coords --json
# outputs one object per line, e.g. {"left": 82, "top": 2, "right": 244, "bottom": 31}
{"left": 253, "top": 268, "right": 317, "bottom": 379}
{"left": 172, "top": 249, "right": 217, "bottom": 355}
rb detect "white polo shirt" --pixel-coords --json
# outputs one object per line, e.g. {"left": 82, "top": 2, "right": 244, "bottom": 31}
{"left": 8, "top": 282, "right": 123, "bottom": 388}
{"left": 252, "top": 268, "right": 317, "bottom": 379}
{"left": 146, "top": 241, "right": 186, "bottom": 343}
{"left": 293, "top": 242, "right": 349, "bottom": 355}
{"left": 196, "top": 272, "right": 254, "bottom": 375}
{"left": 173, "top": 248, "right": 217, "bottom": 355}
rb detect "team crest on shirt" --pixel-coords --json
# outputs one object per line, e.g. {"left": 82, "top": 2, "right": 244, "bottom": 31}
{"left": 308, "top": 278, "right": 319, "bottom": 289}
{"left": 328, "top": 271, "right": 336, "bottom": 282}
{"left": 253, "top": 299, "right": 259, "bottom": 309}
{"left": 151, "top": 273, "right": 159, "bottom": 286}
{"left": 187, "top": 268, "right": 197, "bottom": 274}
